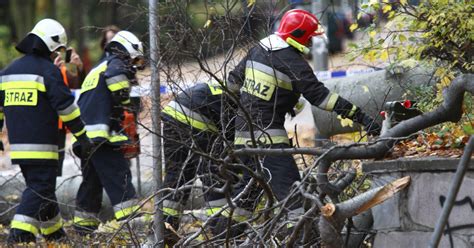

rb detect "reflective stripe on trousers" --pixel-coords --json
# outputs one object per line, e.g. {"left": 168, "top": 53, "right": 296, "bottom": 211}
{"left": 10, "top": 214, "right": 40, "bottom": 236}
{"left": 221, "top": 207, "right": 253, "bottom": 223}
{"left": 163, "top": 200, "right": 183, "bottom": 217}
{"left": 10, "top": 143, "right": 59, "bottom": 160}
{"left": 113, "top": 199, "right": 140, "bottom": 220}
{"left": 73, "top": 210, "right": 100, "bottom": 227}
{"left": 40, "top": 214, "right": 63, "bottom": 235}
{"left": 10, "top": 213, "right": 63, "bottom": 236}
{"left": 234, "top": 129, "right": 289, "bottom": 145}
{"left": 204, "top": 198, "right": 227, "bottom": 216}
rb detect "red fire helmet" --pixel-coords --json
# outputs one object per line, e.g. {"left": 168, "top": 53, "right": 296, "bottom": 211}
{"left": 275, "top": 9, "right": 324, "bottom": 46}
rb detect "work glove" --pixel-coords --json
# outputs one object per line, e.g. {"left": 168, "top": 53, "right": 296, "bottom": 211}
{"left": 76, "top": 133, "right": 95, "bottom": 159}
{"left": 361, "top": 115, "right": 382, "bottom": 136}
{"left": 293, "top": 97, "right": 307, "bottom": 116}
{"left": 353, "top": 110, "right": 381, "bottom": 136}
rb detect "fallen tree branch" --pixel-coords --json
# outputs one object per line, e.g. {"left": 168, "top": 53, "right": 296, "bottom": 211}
{"left": 319, "top": 176, "right": 411, "bottom": 247}
{"left": 317, "top": 74, "right": 473, "bottom": 198}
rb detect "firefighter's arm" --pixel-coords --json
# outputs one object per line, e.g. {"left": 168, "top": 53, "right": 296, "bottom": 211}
{"left": 45, "top": 67, "right": 87, "bottom": 138}
{"left": 104, "top": 59, "right": 132, "bottom": 107}
{"left": 292, "top": 59, "right": 381, "bottom": 135}
{"left": 227, "top": 53, "right": 248, "bottom": 94}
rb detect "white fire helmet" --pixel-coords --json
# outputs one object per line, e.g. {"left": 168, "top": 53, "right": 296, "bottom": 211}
{"left": 110, "top": 31, "right": 144, "bottom": 59}
{"left": 30, "top": 18, "right": 67, "bottom": 52}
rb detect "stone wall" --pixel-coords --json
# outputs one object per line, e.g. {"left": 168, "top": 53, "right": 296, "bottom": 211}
{"left": 363, "top": 157, "right": 474, "bottom": 248}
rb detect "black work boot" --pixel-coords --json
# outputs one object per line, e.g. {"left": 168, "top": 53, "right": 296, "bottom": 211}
{"left": 43, "top": 228, "right": 68, "bottom": 243}
{"left": 7, "top": 228, "right": 36, "bottom": 245}
{"left": 208, "top": 215, "right": 246, "bottom": 240}
{"left": 73, "top": 223, "right": 99, "bottom": 236}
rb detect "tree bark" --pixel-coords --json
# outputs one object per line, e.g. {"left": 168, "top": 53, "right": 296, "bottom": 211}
{"left": 319, "top": 176, "right": 410, "bottom": 248}
{"left": 317, "top": 74, "right": 473, "bottom": 198}
{"left": 9, "top": 0, "right": 36, "bottom": 41}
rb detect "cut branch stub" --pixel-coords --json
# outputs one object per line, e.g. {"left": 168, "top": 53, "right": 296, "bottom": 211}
{"left": 319, "top": 176, "right": 411, "bottom": 248}
{"left": 354, "top": 176, "right": 411, "bottom": 215}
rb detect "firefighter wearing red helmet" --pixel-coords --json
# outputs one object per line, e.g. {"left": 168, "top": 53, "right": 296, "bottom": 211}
{"left": 208, "top": 9, "right": 381, "bottom": 238}
{"left": 276, "top": 9, "right": 325, "bottom": 53}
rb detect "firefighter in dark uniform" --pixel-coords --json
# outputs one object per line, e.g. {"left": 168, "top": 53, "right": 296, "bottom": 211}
{"left": 72, "top": 31, "right": 144, "bottom": 233}
{"left": 211, "top": 9, "right": 381, "bottom": 236}
{"left": 0, "top": 19, "right": 93, "bottom": 244}
{"left": 161, "top": 80, "right": 239, "bottom": 243}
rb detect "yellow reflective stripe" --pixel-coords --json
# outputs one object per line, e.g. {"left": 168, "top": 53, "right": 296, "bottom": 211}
{"left": 326, "top": 93, "right": 339, "bottom": 111}
{"left": 122, "top": 99, "right": 131, "bottom": 105}
{"left": 115, "top": 205, "right": 139, "bottom": 219}
{"left": 234, "top": 135, "right": 290, "bottom": 145}
{"left": 86, "top": 130, "right": 109, "bottom": 139}
{"left": 109, "top": 135, "right": 128, "bottom": 143}
{"left": 163, "top": 207, "right": 180, "bottom": 217}
{"left": 245, "top": 68, "right": 293, "bottom": 90}
{"left": 10, "top": 151, "right": 59, "bottom": 160}
{"left": 196, "top": 234, "right": 206, "bottom": 241}
{"left": 1, "top": 81, "right": 46, "bottom": 92}
{"left": 286, "top": 37, "right": 310, "bottom": 54}
{"left": 163, "top": 106, "right": 218, "bottom": 132}
{"left": 348, "top": 105, "right": 358, "bottom": 118}
{"left": 59, "top": 107, "right": 81, "bottom": 122}
{"left": 73, "top": 130, "right": 128, "bottom": 143}
{"left": 0, "top": 112, "right": 4, "bottom": 120}
{"left": 73, "top": 216, "right": 99, "bottom": 226}
{"left": 205, "top": 207, "right": 223, "bottom": 216}
{"left": 74, "top": 128, "right": 86, "bottom": 137}
{"left": 81, "top": 61, "right": 108, "bottom": 93}
{"left": 4, "top": 89, "right": 38, "bottom": 106}
{"left": 143, "top": 213, "right": 153, "bottom": 222}
{"left": 207, "top": 81, "right": 224, "bottom": 95}
{"left": 40, "top": 219, "right": 63, "bottom": 235}
{"left": 11, "top": 220, "right": 39, "bottom": 235}
{"left": 108, "top": 80, "right": 129, "bottom": 92}
{"left": 221, "top": 210, "right": 248, "bottom": 223}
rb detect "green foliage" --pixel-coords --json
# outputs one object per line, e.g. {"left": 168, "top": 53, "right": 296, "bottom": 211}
{"left": 0, "top": 26, "right": 19, "bottom": 68}
{"left": 351, "top": 0, "right": 472, "bottom": 74}
{"left": 351, "top": 0, "right": 473, "bottom": 137}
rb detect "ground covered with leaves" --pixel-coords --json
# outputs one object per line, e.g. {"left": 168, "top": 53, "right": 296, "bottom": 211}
{"left": 387, "top": 129, "right": 471, "bottom": 159}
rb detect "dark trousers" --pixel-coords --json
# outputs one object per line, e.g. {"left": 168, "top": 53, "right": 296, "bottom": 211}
{"left": 75, "top": 144, "right": 136, "bottom": 214}
{"left": 162, "top": 116, "right": 225, "bottom": 209}
{"left": 57, "top": 128, "right": 66, "bottom": 177}
{"left": 16, "top": 164, "right": 60, "bottom": 222}
{"left": 234, "top": 143, "right": 302, "bottom": 212}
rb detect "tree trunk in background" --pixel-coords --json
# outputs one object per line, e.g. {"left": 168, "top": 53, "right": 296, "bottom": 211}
{"left": 49, "top": 0, "right": 56, "bottom": 19}
{"left": 69, "top": 0, "right": 77, "bottom": 41}
{"left": 9, "top": 0, "right": 36, "bottom": 41}
{"left": 77, "top": 2, "right": 85, "bottom": 55}
{"left": 105, "top": 1, "right": 118, "bottom": 26}
{"left": 69, "top": 0, "right": 85, "bottom": 54}
{"left": 34, "top": 0, "right": 56, "bottom": 19}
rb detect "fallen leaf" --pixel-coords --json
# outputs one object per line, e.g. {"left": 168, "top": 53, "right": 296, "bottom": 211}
{"left": 350, "top": 23, "right": 358, "bottom": 32}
